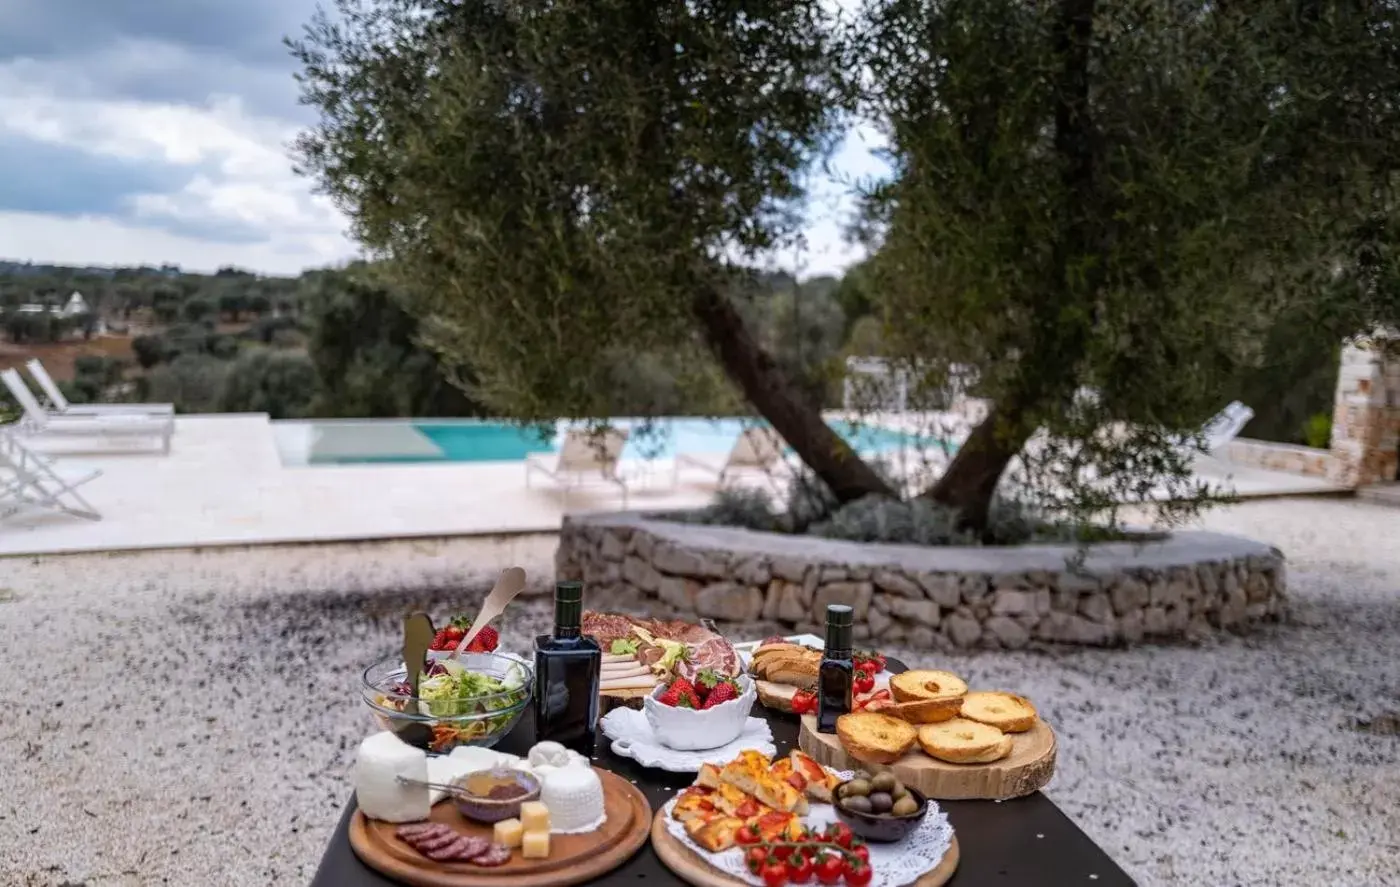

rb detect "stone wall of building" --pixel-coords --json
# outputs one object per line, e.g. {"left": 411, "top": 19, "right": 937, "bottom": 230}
{"left": 1329, "top": 334, "right": 1400, "bottom": 486}
{"left": 556, "top": 513, "right": 1287, "bottom": 650}
{"left": 1226, "top": 439, "right": 1338, "bottom": 478}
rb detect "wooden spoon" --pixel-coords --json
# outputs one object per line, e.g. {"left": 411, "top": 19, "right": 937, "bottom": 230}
{"left": 448, "top": 567, "right": 527, "bottom": 661}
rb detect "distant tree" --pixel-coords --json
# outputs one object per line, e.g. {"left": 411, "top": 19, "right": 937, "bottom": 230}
{"left": 218, "top": 292, "right": 249, "bottom": 322}
{"left": 301, "top": 265, "right": 485, "bottom": 418}
{"left": 146, "top": 355, "right": 230, "bottom": 413}
{"left": 247, "top": 293, "right": 272, "bottom": 316}
{"left": 219, "top": 349, "right": 316, "bottom": 418}
{"left": 182, "top": 297, "right": 215, "bottom": 323}
{"left": 131, "top": 334, "right": 166, "bottom": 369}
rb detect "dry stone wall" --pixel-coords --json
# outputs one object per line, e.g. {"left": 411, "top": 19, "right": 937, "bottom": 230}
{"left": 556, "top": 513, "right": 1287, "bottom": 650}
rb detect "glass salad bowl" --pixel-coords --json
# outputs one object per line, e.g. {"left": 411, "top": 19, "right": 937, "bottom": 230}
{"left": 361, "top": 651, "right": 533, "bottom": 754}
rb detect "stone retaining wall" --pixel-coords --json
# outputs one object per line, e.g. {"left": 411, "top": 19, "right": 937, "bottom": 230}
{"left": 1225, "top": 438, "right": 1337, "bottom": 479}
{"left": 555, "top": 513, "right": 1287, "bottom": 650}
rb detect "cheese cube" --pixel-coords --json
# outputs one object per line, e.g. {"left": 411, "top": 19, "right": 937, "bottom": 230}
{"left": 493, "top": 818, "right": 523, "bottom": 849}
{"left": 520, "top": 801, "right": 550, "bottom": 833}
{"left": 521, "top": 829, "right": 551, "bottom": 860}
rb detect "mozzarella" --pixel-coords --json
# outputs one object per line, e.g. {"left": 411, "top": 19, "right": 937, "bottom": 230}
{"left": 538, "top": 763, "right": 606, "bottom": 834}
{"left": 353, "top": 732, "right": 430, "bottom": 823}
{"left": 527, "top": 741, "right": 573, "bottom": 769}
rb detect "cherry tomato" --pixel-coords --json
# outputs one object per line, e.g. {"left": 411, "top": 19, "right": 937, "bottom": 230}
{"left": 842, "top": 858, "right": 873, "bottom": 887}
{"left": 771, "top": 843, "right": 794, "bottom": 861}
{"left": 735, "top": 825, "right": 761, "bottom": 846}
{"left": 786, "top": 850, "right": 815, "bottom": 883}
{"left": 762, "top": 861, "right": 790, "bottom": 887}
{"left": 828, "top": 823, "right": 855, "bottom": 850}
{"left": 814, "top": 852, "right": 845, "bottom": 885}
{"left": 791, "top": 691, "right": 816, "bottom": 714}
{"left": 854, "top": 673, "right": 874, "bottom": 695}
{"left": 847, "top": 842, "right": 869, "bottom": 864}
{"left": 745, "top": 847, "right": 770, "bottom": 874}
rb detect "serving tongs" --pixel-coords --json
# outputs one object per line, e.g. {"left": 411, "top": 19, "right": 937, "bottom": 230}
{"left": 396, "top": 775, "right": 468, "bottom": 796}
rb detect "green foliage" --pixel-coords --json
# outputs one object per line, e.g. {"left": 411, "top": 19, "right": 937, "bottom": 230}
{"left": 1303, "top": 413, "right": 1334, "bottom": 450}
{"left": 182, "top": 297, "right": 215, "bottom": 323}
{"left": 219, "top": 350, "right": 316, "bottom": 419}
{"left": 302, "top": 265, "right": 485, "bottom": 418}
{"left": 145, "top": 355, "right": 230, "bottom": 414}
{"left": 131, "top": 334, "right": 166, "bottom": 370}
{"left": 291, "top": 0, "right": 845, "bottom": 422}
{"left": 68, "top": 355, "right": 127, "bottom": 404}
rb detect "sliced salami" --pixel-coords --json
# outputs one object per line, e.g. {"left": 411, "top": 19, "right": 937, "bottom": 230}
{"left": 425, "top": 836, "right": 479, "bottom": 862}
{"left": 469, "top": 843, "right": 512, "bottom": 867}
{"left": 448, "top": 836, "right": 493, "bottom": 861}
{"left": 414, "top": 830, "right": 463, "bottom": 852}
{"left": 395, "top": 822, "right": 445, "bottom": 839}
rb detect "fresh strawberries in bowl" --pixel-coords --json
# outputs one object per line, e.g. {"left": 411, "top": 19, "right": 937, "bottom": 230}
{"left": 427, "top": 616, "right": 501, "bottom": 655}
{"left": 645, "top": 672, "right": 757, "bottom": 751}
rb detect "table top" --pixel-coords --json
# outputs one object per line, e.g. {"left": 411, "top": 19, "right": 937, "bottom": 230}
{"left": 313, "top": 660, "right": 1136, "bottom": 887}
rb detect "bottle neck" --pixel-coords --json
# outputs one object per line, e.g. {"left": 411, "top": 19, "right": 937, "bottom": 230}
{"left": 553, "top": 596, "right": 582, "bottom": 638}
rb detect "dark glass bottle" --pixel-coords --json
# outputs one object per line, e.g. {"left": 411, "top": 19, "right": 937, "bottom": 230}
{"left": 816, "top": 604, "right": 855, "bottom": 734}
{"left": 532, "top": 581, "right": 602, "bottom": 756}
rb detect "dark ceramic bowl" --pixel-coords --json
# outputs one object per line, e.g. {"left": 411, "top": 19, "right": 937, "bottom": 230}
{"left": 831, "top": 781, "right": 929, "bottom": 843}
{"left": 450, "top": 768, "right": 542, "bottom": 824}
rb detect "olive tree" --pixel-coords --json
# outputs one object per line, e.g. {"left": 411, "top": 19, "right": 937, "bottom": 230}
{"left": 290, "top": 0, "right": 894, "bottom": 502}
{"left": 855, "top": 0, "right": 1400, "bottom": 530}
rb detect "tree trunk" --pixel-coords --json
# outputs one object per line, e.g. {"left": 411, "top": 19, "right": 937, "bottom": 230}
{"left": 690, "top": 281, "right": 896, "bottom": 504}
{"left": 923, "top": 404, "right": 1036, "bottom": 533}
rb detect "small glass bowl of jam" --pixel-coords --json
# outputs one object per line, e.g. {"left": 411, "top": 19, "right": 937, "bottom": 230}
{"left": 450, "top": 767, "right": 542, "bottom": 823}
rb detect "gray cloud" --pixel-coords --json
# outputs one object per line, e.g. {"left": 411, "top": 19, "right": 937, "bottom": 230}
{"left": 0, "top": 134, "right": 193, "bottom": 217}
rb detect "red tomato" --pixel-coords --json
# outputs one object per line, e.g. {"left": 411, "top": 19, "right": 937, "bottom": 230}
{"left": 848, "top": 842, "right": 869, "bottom": 864}
{"left": 771, "top": 844, "right": 794, "bottom": 861}
{"left": 854, "top": 674, "right": 875, "bottom": 695}
{"left": 762, "top": 861, "right": 789, "bottom": 887}
{"left": 842, "top": 858, "right": 873, "bottom": 886}
{"left": 791, "top": 691, "right": 816, "bottom": 714}
{"left": 745, "top": 846, "right": 769, "bottom": 874}
{"left": 786, "top": 850, "right": 815, "bottom": 883}
{"left": 814, "top": 852, "right": 845, "bottom": 885}
{"left": 735, "top": 825, "right": 761, "bottom": 846}
{"left": 828, "top": 823, "right": 855, "bottom": 849}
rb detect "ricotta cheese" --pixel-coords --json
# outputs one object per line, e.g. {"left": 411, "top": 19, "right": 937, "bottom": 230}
{"left": 353, "top": 732, "right": 430, "bottom": 823}
{"left": 538, "top": 761, "right": 607, "bottom": 834}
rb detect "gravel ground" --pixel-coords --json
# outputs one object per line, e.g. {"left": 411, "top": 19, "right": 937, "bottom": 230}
{"left": 1, "top": 499, "right": 1398, "bottom": 886}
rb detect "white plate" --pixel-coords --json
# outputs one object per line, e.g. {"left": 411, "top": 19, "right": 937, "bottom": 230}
{"left": 600, "top": 707, "right": 776, "bottom": 772}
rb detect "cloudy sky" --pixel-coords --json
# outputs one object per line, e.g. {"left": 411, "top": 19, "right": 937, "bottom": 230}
{"left": 0, "top": 0, "right": 887, "bottom": 279}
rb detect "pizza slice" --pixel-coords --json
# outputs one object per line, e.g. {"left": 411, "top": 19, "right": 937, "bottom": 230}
{"left": 788, "top": 749, "right": 842, "bottom": 803}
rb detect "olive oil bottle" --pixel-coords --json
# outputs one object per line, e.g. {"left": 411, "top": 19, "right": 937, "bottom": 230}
{"left": 816, "top": 604, "right": 855, "bottom": 733}
{"left": 532, "top": 581, "right": 602, "bottom": 755}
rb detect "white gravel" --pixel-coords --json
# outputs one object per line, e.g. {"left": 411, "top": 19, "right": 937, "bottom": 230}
{"left": 1, "top": 499, "right": 1398, "bottom": 886}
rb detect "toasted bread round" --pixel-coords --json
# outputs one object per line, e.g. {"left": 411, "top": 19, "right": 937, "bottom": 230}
{"left": 959, "top": 691, "right": 1038, "bottom": 733}
{"left": 917, "top": 718, "right": 1008, "bottom": 764}
{"left": 835, "top": 712, "right": 918, "bottom": 765}
{"left": 884, "top": 697, "right": 964, "bottom": 725}
{"left": 889, "top": 670, "right": 968, "bottom": 705}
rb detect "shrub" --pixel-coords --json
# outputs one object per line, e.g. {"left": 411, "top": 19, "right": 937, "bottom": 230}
{"left": 1303, "top": 412, "right": 1333, "bottom": 449}
{"left": 146, "top": 355, "right": 230, "bottom": 413}
{"left": 218, "top": 349, "right": 316, "bottom": 419}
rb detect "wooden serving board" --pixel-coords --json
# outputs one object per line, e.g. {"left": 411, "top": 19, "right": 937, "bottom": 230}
{"left": 798, "top": 715, "right": 1056, "bottom": 801}
{"left": 349, "top": 768, "right": 651, "bottom": 887}
{"left": 599, "top": 687, "right": 652, "bottom": 714}
{"left": 650, "top": 808, "right": 959, "bottom": 887}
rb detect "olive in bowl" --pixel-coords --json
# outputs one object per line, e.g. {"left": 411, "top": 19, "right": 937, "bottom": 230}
{"left": 832, "top": 770, "right": 928, "bottom": 843}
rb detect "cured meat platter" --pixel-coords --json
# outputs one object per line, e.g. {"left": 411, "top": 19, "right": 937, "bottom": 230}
{"left": 583, "top": 611, "right": 744, "bottom": 713}
{"left": 349, "top": 767, "right": 651, "bottom": 887}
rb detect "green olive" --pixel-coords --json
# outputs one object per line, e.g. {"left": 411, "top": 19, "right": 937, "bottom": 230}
{"left": 854, "top": 769, "right": 872, "bottom": 782}
{"left": 868, "top": 791, "right": 893, "bottom": 814}
{"left": 892, "top": 795, "right": 920, "bottom": 817}
{"left": 841, "top": 779, "right": 872, "bottom": 798}
{"left": 841, "top": 795, "right": 873, "bottom": 814}
{"left": 892, "top": 785, "right": 909, "bottom": 801}
{"left": 870, "top": 772, "right": 898, "bottom": 794}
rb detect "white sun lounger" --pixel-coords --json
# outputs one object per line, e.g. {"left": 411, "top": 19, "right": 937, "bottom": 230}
{"left": 525, "top": 427, "right": 630, "bottom": 507}
{"left": 673, "top": 426, "right": 789, "bottom": 487}
{"left": 25, "top": 359, "right": 173, "bottom": 416}
{"left": 0, "top": 430, "right": 102, "bottom": 521}
{"left": 1199, "top": 401, "right": 1255, "bottom": 453}
{"left": 2, "top": 369, "right": 174, "bottom": 454}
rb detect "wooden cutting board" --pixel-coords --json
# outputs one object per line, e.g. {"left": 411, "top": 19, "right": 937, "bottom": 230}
{"left": 349, "top": 768, "right": 650, "bottom": 887}
{"left": 650, "top": 807, "right": 960, "bottom": 887}
{"left": 798, "top": 715, "right": 1056, "bottom": 801}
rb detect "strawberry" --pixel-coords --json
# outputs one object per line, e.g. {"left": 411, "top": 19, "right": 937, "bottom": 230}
{"left": 701, "top": 680, "right": 740, "bottom": 709}
{"left": 658, "top": 684, "right": 698, "bottom": 708}
{"left": 429, "top": 628, "right": 453, "bottom": 650}
{"left": 465, "top": 625, "right": 500, "bottom": 653}
{"left": 669, "top": 676, "right": 698, "bottom": 700}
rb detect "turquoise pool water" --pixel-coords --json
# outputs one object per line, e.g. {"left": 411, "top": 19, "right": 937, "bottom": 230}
{"left": 284, "top": 418, "right": 936, "bottom": 466}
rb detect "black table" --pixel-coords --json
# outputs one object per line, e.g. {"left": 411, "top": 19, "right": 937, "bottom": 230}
{"left": 313, "top": 661, "right": 1136, "bottom": 886}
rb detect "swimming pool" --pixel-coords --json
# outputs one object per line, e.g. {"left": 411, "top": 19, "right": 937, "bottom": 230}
{"left": 273, "top": 418, "right": 939, "bottom": 466}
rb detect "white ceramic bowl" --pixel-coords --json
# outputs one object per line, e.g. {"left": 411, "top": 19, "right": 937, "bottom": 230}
{"left": 643, "top": 675, "right": 757, "bottom": 751}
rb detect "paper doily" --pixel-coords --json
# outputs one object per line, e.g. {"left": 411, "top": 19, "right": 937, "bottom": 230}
{"left": 661, "top": 794, "right": 954, "bottom": 887}
{"left": 600, "top": 708, "right": 776, "bottom": 771}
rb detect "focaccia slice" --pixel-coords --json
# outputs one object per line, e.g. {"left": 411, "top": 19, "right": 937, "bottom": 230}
{"left": 695, "top": 763, "right": 723, "bottom": 790}
{"left": 750, "top": 810, "right": 802, "bottom": 843}
{"left": 788, "top": 749, "right": 842, "bottom": 803}
{"left": 720, "top": 752, "right": 806, "bottom": 814}
{"left": 686, "top": 815, "right": 745, "bottom": 852}
{"left": 672, "top": 786, "right": 720, "bottom": 824}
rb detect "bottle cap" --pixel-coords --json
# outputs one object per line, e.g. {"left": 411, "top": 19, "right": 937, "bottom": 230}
{"left": 825, "top": 604, "right": 853, "bottom": 626}
{"left": 824, "top": 604, "right": 853, "bottom": 651}
{"left": 555, "top": 581, "right": 584, "bottom": 603}
{"left": 554, "top": 581, "right": 584, "bottom": 630}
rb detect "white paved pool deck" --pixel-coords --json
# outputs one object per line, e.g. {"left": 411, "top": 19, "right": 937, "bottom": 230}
{"left": 0, "top": 414, "right": 1348, "bottom": 556}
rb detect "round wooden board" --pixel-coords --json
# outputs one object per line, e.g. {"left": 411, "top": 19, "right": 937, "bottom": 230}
{"left": 600, "top": 687, "right": 652, "bottom": 714}
{"left": 349, "top": 768, "right": 650, "bottom": 887}
{"left": 651, "top": 808, "right": 959, "bottom": 887}
{"left": 798, "top": 715, "right": 1056, "bottom": 801}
